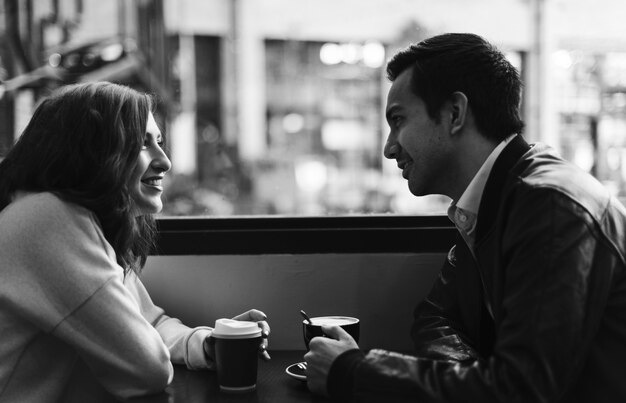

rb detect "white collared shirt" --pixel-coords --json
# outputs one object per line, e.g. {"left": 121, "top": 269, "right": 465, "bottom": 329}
{"left": 448, "top": 134, "right": 517, "bottom": 249}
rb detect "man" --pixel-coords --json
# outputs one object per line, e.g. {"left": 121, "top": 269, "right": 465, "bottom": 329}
{"left": 305, "top": 33, "right": 626, "bottom": 402}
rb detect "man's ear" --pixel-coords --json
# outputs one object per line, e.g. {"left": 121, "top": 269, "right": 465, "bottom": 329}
{"left": 447, "top": 91, "right": 469, "bottom": 135}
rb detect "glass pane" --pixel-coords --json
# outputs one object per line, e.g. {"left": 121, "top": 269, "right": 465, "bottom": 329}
{"left": 1, "top": 0, "right": 625, "bottom": 216}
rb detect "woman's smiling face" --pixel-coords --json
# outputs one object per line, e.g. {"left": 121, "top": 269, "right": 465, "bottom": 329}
{"left": 128, "top": 112, "right": 172, "bottom": 216}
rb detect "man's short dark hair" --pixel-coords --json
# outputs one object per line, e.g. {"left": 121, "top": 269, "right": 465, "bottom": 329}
{"left": 386, "top": 33, "right": 524, "bottom": 141}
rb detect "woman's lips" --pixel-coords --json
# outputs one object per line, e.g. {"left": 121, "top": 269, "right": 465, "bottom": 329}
{"left": 141, "top": 177, "right": 163, "bottom": 190}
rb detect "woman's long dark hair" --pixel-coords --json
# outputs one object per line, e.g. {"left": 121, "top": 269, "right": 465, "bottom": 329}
{"left": 0, "top": 82, "right": 157, "bottom": 274}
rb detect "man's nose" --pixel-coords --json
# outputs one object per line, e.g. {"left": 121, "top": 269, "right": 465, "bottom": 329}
{"left": 383, "top": 140, "right": 399, "bottom": 160}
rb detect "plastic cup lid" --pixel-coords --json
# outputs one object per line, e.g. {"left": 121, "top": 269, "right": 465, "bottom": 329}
{"left": 212, "top": 318, "right": 262, "bottom": 339}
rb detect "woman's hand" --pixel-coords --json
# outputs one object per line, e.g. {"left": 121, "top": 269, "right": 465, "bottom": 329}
{"left": 232, "top": 309, "right": 271, "bottom": 360}
{"left": 203, "top": 309, "right": 271, "bottom": 364}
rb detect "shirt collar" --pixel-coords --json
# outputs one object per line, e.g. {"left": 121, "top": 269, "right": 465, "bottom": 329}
{"left": 455, "top": 133, "right": 518, "bottom": 216}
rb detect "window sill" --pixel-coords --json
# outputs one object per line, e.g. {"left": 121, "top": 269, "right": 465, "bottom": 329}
{"left": 155, "top": 215, "right": 455, "bottom": 255}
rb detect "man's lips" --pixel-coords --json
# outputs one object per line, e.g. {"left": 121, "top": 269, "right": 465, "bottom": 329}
{"left": 397, "top": 161, "right": 412, "bottom": 178}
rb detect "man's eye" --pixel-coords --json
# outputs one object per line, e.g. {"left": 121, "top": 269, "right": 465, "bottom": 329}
{"left": 392, "top": 116, "right": 403, "bottom": 126}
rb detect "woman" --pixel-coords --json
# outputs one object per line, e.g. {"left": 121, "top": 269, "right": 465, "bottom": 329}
{"left": 0, "top": 82, "right": 269, "bottom": 402}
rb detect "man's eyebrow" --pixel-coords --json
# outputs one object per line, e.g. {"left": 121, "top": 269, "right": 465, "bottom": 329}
{"left": 385, "top": 105, "right": 402, "bottom": 121}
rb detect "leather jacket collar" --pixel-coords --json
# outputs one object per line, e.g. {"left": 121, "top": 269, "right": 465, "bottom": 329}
{"left": 475, "top": 135, "right": 532, "bottom": 243}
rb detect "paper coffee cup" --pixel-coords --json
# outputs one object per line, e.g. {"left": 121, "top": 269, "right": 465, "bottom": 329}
{"left": 212, "top": 319, "right": 262, "bottom": 393}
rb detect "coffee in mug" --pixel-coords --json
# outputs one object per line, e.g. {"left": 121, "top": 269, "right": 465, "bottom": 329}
{"left": 212, "top": 318, "right": 262, "bottom": 393}
{"left": 303, "top": 316, "right": 360, "bottom": 350}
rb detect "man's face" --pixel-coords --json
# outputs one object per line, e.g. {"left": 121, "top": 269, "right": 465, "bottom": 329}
{"left": 383, "top": 68, "right": 452, "bottom": 197}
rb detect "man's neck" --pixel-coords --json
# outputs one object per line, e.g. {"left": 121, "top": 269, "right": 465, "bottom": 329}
{"left": 448, "top": 132, "right": 499, "bottom": 202}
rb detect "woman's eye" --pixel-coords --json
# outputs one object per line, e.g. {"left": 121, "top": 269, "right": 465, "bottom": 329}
{"left": 392, "top": 116, "right": 403, "bottom": 127}
{"left": 141, "top": 137, "right": 164, "bottom": 149}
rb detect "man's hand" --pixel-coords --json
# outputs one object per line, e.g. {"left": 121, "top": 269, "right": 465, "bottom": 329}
{"left": 304, "top": 325, "right": 359, "bottom": 397}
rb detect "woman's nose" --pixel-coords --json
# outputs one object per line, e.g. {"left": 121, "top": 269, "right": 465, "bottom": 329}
{"left": 154, "top": 147, "right": 172, "bottom": 173}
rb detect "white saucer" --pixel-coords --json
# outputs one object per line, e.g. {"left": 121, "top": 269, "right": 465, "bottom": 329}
{"left": 285, "top": 362, "right": 307, "bottom": 381}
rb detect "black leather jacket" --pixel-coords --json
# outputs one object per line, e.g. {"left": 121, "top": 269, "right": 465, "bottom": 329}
{"left": 332, "top": 136, "right": 626, "bottom": 402}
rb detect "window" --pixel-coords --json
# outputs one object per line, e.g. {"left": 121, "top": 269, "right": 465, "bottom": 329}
{"left": 1, "top": 0, "right": 625, "bottom": 221}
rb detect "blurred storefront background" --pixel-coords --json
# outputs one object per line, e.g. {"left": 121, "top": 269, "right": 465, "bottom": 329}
{"left": 1, "top": 0, "right": 625, "bottom": 216}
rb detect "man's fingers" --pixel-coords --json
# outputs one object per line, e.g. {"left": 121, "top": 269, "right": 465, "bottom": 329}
{"left": 307, "top": 334, "right": 329, "bottom": 350}
{"left": 321, "top": 324, "right": 352, "bottom": 342}
{"left": 304, "top": 333, "right": 345, "bottom": 398}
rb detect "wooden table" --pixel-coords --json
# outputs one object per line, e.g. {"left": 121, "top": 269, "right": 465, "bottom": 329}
{"left": 123, "top": 350, "right": 330, "bottom": 403}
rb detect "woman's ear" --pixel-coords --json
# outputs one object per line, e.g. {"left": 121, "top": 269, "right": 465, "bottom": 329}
{"left": 448, "top": 91, "right": 469, "bottom": 135}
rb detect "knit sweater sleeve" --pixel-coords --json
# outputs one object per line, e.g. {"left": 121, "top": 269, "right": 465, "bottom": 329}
{"left": 124, "top": 272, "right": 215, "bottom": 370}
{"left": 0, "top": 193, "right": 173, "bottom": 399}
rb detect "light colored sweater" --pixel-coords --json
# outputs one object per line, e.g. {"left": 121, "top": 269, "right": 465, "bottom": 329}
{"left": 0, "top": 192, "right": 213, "bottom": 402}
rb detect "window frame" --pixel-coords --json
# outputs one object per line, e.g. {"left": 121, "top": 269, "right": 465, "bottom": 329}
{"left": 155, "top": 215, "right": 455, "bottom": 255}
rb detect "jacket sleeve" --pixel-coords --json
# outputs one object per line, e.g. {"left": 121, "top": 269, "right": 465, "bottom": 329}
{"left": 337, "top": 188, "right": 616, "bottom": 402}
{"left": 124, "top": 273, "right": 215, "bottom": 370}
{"left": 2, "top": 195, "right": 173, "bottom": 399}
